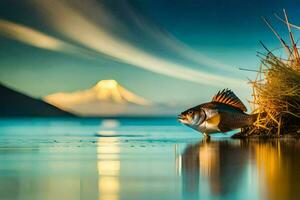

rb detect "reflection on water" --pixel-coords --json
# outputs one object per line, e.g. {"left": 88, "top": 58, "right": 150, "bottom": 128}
{"left": 253, "top": 140, "right": 300, "bottom": 200}
{"left": 181, "top": 140, "right": 246, "bottom": 199}
{"left": 180, "top": 139, "right": 300, "bottom": 200}
{"left": 97, "top": 134, "right": 120, "bottom": 200}
{"left": 100, "top": 119, "right": 120, "bottom": 129}
{"left": 1, "top": 119, "right": 300, "bottom": 200}
{"left": 97, "top": 120, "right": 121, "bottom": 200}
{"left": 181, "top": 142, "right": 200, "bottom": 199}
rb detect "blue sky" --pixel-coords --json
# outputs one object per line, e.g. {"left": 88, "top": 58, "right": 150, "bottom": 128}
{"left": 0, "top": 0, "right": 299, "bottom": 106}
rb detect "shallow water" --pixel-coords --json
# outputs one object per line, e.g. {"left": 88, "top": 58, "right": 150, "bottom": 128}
{"left": 0, "top": 118, "right": 299, "bottom": 200}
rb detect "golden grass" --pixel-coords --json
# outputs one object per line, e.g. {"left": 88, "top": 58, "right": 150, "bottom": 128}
{"left": 242, "top": 10, "right": 300, "bottom": 136}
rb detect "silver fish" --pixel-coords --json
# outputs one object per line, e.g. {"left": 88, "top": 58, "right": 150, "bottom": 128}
{"left": 178, "top": 89, "right": 257, "bottom": 137}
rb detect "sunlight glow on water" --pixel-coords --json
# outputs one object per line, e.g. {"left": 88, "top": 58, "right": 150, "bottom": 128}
{"left": 0, "top": 118, "right": 299, "bottom": 200}
{"left": 97, "top": 136, "right": 120, "bottom": 200}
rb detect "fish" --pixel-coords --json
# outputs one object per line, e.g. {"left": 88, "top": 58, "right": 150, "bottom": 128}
{"left": 178, "top": 89, "right": 258, "bottom": 137}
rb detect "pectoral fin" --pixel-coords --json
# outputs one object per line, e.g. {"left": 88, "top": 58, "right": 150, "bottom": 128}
{"left": 206, "top": 114, "right": 220, "bottom": 126}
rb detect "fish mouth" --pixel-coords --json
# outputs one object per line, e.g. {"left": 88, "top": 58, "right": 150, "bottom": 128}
{"left": 177, "top": 114, "right": 187, "bottom": 123}
{"left": 177, "top": 114, "right": 183, "bottom": 120}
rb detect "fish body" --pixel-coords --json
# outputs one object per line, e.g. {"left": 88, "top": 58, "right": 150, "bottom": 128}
{"left": 178, "top": 89, "right": 257, "bottom": 136}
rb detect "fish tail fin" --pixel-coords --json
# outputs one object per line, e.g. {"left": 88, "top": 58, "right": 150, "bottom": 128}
{"left": 250, "top": 113, "right": 264, "bottom": 124}
{"left": 244, "top": 113, "right": 258, "bottom": 126}
{"left": 251, "top": 113, "right": 259, "bottom": 123}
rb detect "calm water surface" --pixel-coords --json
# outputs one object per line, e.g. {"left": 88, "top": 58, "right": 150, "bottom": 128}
{"left": 0, "top": 118, "right": 299, "bottom": 200}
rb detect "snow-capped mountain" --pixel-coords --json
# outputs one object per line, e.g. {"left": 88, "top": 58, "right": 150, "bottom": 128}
{"left": 44, "top": 80, "right": 176, "bottom": 116}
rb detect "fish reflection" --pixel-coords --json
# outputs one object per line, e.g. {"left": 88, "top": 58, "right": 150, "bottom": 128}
{"left": 181, "top": 139, "right": 247, "bottom": 199}
{"left": 97, "top": 130, "right": 120, "bottom": 200}
{"left": 181, "top": 142, "right": 200, "bottom": 199}
{"left": 181, "top": 139, "right": 300, "bottom": 200}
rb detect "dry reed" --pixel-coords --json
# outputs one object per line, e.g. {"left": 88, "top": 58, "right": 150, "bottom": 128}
{"left": 241, "top": 10, "right": 300, "bottom": 137}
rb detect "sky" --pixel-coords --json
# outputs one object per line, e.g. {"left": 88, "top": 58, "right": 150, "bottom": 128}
{"left": 0, "top": 0, "right": 300, "bottom": 106}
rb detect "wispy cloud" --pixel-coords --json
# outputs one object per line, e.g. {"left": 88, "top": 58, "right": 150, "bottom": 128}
{"left": 29, "top": 0, "right": 245, "bottom": 89}
{"left": 0, "top": 19, "right": 68, "bottom": 51}
{"left": 64, "top": 0, "right": 237, "bottom": 74}
{"left": 0, "top": 1, "right": 245, "bottom": 89}
{"left": 0, "top": 18, "right": 103, "bottom": 61}
{"left": 123, "top": 3, "right": 239, "bottom": 74}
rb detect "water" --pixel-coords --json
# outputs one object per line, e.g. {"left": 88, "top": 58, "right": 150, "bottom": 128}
{"left": 0, "top": 118, "right": 299, "bottom": 200}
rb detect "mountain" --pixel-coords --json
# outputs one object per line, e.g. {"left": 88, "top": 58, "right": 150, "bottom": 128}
{"left": 0, "top": 83, "right": 74, "bottom": 117}
{"left": 44, "top": 80, "right": 177, "bottom": 117}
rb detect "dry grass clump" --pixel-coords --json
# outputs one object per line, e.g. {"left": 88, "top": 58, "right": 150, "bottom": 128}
{"left": 242, "top": 10, "right": 300, "bottom": 137}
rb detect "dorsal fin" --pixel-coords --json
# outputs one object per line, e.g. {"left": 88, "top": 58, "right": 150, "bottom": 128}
{"left": 212, "top": 89, "right": 247, "bottom": 112}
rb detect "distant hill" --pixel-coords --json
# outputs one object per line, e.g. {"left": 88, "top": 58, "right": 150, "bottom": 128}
{"left": 44, "top": 80, "right": 178, "bottom": 117}
{"left": 0, "top": 83, "right": 75, "bottom": 117}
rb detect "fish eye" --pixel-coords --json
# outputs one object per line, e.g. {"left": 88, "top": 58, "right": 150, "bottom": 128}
{"left": 188, "top": 110, "right": 193, "bottom": 115}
